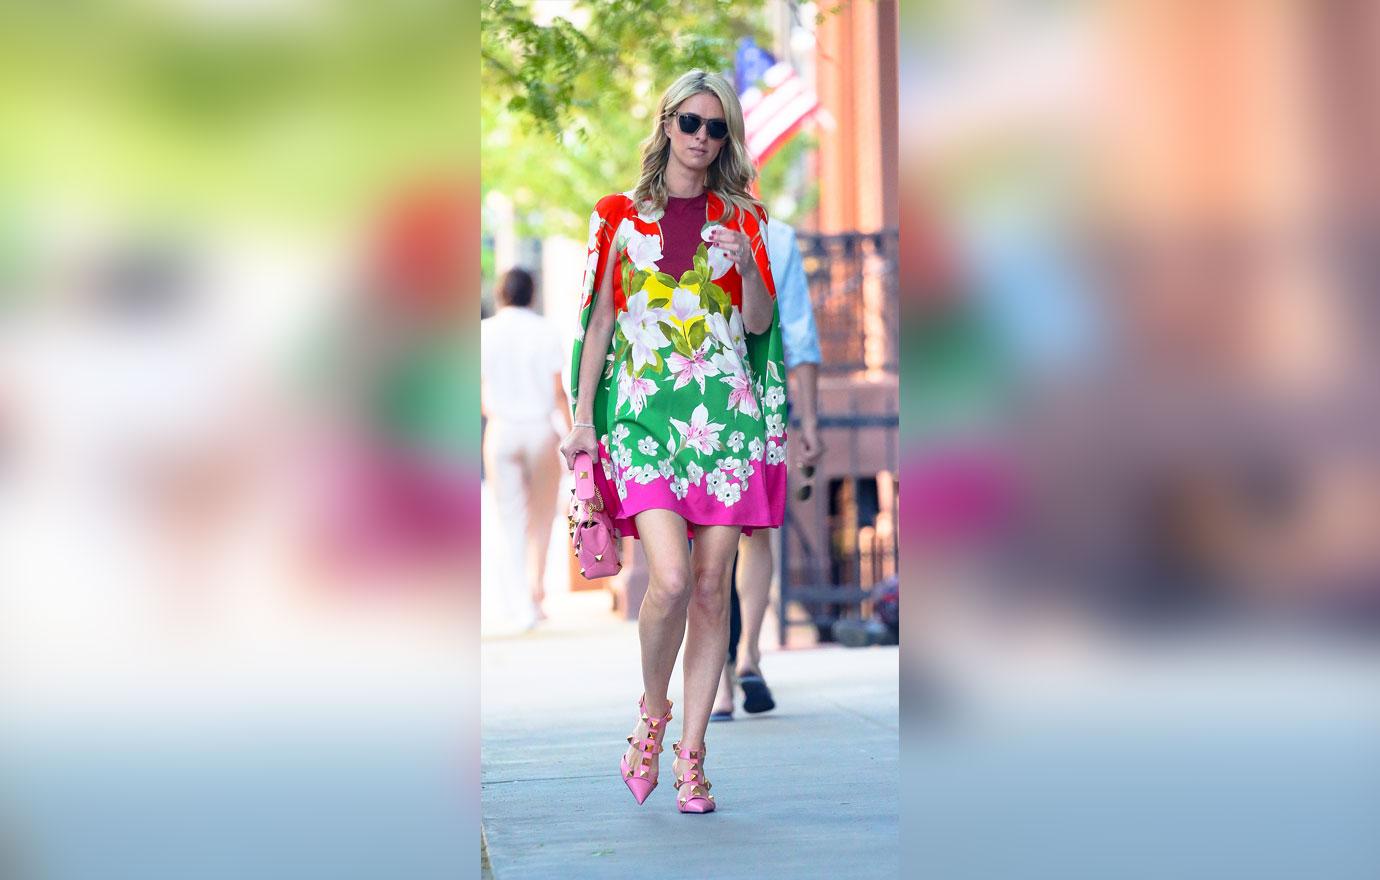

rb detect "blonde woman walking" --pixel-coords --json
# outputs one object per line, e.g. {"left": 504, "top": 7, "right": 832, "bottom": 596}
{"left": 559, "top": 69, "right": 788, "bottom": 813}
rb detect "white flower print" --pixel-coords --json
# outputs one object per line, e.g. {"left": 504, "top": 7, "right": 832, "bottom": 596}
{"left": 670, "top": 477, "right": 689, "bottom": 500}
{"left": 668, "top": 286, "right": 708, "bottom": 326}
{"left": 617, "top": 445, "right": 633, "bottom": 468}
{"left": 748, "top": 437, "right": 764, "bottom": 461}
{"left": 623, "top": 288, "right": 670, "bottom": 328}
{"left": 721, "top": 371, "right": 761, "bottom": 418}
{"left": 658, "top": 458, "right": 675, "bottom": 479}
{"left": 709, "top": 349, "right": 744, "bottom": 381}
{"left": 667, "top": 338, "right": 719, "bottom": 393}
{"left": 611, "top": 423, "right": 630, "bottom": 446}
{"left": 638, "top": 437, "right": 659, "bottom": 456}
{"left": 669, "top": 403, "right": 726, "bottom": 457}
{"left": 617, "top": 291, "right": 672, "bottom": 372}
{"left": 765, "top": 412, "right": 784, "bottom": 438}
{"left": 613, "top": 217, "right": 637, "bottom": 250}
{"left": 630, "top": 464, "right": 659, "bottom": 485}
{"left": 707, "top": 244, "right": 733, "bottom": 280}
{"left": 715, "top": 481, "right": 742, "bottom": 507}
{"left": 601, "top": 457, "right": 613, "bottom": 480}
{"left": 686, "top": 462, "right": 705, "bottom": 486}
{"left": 581, "top": 248, "right": 600, "bottom": 302}
{"left": 705, "top": 469, "right": 727, "bottom": 494}
{"left": 616, "top": 479, "right": 629, "bottom": 501}
{"left": 764, "top": 386, "right": 786, "bottom": 410}
{"left": 617, "top": 362, "right": 660, "bottom": 416}
{"left": 625, "top": 230, "right": 664, "bottom": 271}
{"left": 707, "top": 310, "right": 749, "bottom": 365}
{"left": 726, "top": 430, "right": 745, "bottom": 453}
{"left": 633, "top": 197, "right": 664, "bottom": 223}
{"left": 587, "top": 211, "right": 603, "bottom": 250}
{"left": 732, "top": 459, "right": 755, "bottom": 481}
{"left": 716, "top": 456, "right": 742, "bottom": 474}
{"left": 765, "top": 440, "right": 784, "bottom": 465}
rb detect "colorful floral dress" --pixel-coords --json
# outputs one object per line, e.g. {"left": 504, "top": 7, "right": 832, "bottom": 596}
{"left": 570, "top": 190, "right": 788, "bottom": 539}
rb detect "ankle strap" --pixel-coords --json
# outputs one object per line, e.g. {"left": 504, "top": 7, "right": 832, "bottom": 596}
{"left": 638, "top": 695, "right": 673, "bottom": 724}
{"left": 671, "top": 741, "right": 706, "bottom": 760}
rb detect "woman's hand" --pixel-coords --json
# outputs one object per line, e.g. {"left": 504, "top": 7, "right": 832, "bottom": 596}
{"left": 711, "top": 225, "right": 772, "bottom": 335}
{"left": 708, "top": 227, "right": 758, "bottom": 279}
{"left": 559, "top": 425, "right": 599, "bottom": 471}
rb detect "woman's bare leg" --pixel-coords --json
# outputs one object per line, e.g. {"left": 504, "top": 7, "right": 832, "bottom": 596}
{"left": 621, "top": 509, "right": 693, "bottom": 782}
{"left": 680, "top": 524, "right": 742, "bottom": 750}
{"left": 629, "top": 509, "right": 693, "bottom": 716}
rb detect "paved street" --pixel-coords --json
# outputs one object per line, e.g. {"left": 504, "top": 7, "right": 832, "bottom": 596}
{"left": 480, "top": 595, "right": 899, "bottom": 880}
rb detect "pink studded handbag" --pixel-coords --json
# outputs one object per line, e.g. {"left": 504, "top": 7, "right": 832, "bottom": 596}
{"left": 569, "top": 451, "right": 621, "bottom": 579}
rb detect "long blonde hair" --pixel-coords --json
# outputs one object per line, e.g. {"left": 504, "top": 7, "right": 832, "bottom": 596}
{"left": 633, "top": 69, "right": 764, "bottom": 224}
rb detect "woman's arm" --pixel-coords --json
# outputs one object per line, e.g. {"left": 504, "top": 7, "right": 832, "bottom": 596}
{"left": 737, "top": 259, "right": 773, "bottom": 336}
{"left": 560, "top": 249, "right": 616, "bottom": 469}
{"left": 710, "top": 217, "right": 773, "bottom": 335}
{"left": 572, "top": 253, "right": 616, "bottom": 425}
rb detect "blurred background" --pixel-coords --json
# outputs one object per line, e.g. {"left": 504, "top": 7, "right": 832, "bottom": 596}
{"left": 899, "top": 2, "right": 1379, "bottom": 877}
{"left": 0, "top": 4, "right": 478, "bottom": 878}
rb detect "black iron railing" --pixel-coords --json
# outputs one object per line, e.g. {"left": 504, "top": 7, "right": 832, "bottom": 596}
{"left": 776, "top": 416, "right": 899, "bottom": 645}
{"left": 796, "top": 229, "right": 899, "bottom": 374}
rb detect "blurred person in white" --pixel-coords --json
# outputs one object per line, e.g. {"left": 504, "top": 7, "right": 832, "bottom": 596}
{"left": 0, "top": 236, "right": 266, "bottom": 613}
{"left": 711, "top": 217, "right": 824, "bottom": 720}
{"left": 481, "top": 267, "right": 570, "bottom": 627}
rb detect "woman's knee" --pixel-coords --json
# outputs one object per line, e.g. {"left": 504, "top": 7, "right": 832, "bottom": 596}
{"left": 648, "top": 564, "right": 692, "bottom": 606}
{"left": 690, "top": 562, "right": 732, "bottom": 615}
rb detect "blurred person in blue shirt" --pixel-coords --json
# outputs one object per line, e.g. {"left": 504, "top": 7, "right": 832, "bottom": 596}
{"left": 712, "top": 217, "right": 824, "bottom": 719}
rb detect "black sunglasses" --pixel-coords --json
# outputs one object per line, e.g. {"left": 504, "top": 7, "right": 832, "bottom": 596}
{"left": 676, "top": 112, "right": 729, "bottom": 140}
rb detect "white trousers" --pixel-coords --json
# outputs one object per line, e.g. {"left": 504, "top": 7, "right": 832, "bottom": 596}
{"left": 482, "top": 416, "right": 562, "bottom": 621}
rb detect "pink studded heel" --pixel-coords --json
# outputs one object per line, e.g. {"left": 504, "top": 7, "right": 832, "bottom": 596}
{"left": 620, "top": 695, "right": 672, "bottom": 805}
{"left": 671, "top": 741, "right": 715, "bottom": 813}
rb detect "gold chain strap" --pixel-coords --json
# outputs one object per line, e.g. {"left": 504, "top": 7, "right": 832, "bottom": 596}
{"left": 567, "top": 476, "right": 607, "bottom": 542}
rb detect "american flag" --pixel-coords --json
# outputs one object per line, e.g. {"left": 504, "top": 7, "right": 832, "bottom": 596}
{"left": 735, "top": 38, "right": 819, "bottom": 166}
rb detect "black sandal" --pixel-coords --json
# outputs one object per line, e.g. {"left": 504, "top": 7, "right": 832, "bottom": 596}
{"left": 737, "top": 671, "right": 775, "bottom": 714}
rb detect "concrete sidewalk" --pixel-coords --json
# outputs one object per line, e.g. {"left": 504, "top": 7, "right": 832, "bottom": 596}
{"left": 481, "top": 602, "right": 899, "bottom": 880}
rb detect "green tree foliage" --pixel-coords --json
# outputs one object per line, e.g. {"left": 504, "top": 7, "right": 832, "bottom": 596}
{"left": 0, "top": 2, "right": 478, "bottom": 226}
{"left": 482, "top": 0, "right": 776, "bottom": 239}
